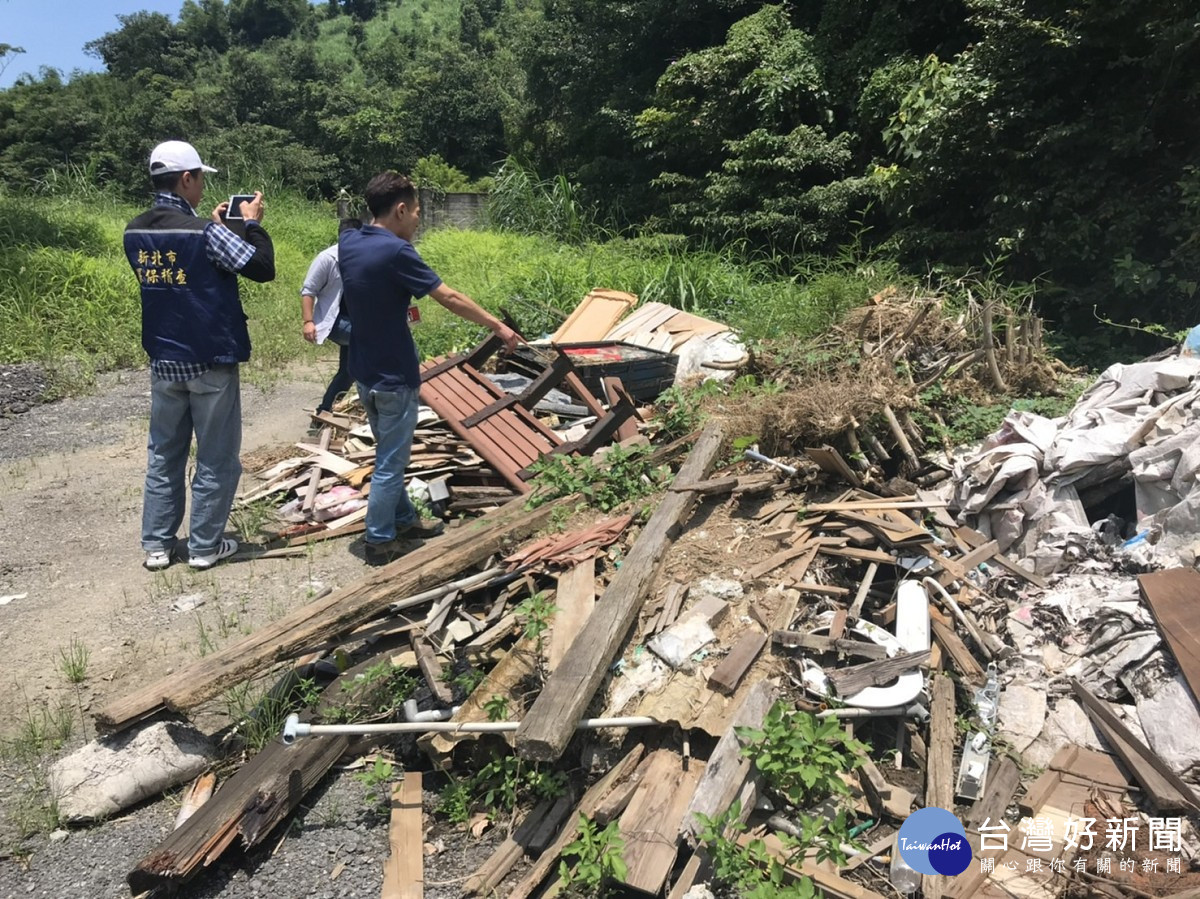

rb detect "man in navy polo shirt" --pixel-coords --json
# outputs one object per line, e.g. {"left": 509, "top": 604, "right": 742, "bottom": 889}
{"left": 340, "top": 171, "right": 520, "bottom": 565}
{"left": 125, "top": 140, "right": 275, "bottom": 572}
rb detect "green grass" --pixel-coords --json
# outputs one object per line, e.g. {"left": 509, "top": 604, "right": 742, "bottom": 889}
{"left": 0, "top": 180, "right": 909, "bottom": 386}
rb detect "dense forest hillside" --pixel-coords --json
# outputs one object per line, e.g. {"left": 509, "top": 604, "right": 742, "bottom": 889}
{"left": 2, "top": 0, "right": 1198, "bottom": 339}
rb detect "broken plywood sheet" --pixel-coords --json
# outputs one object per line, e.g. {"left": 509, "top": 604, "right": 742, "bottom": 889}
{"left": 552, "top": 289, "right": 637, "bottom": 343}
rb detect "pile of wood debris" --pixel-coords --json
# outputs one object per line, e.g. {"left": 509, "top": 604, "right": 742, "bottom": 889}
{"left": 69, "top": 290, "right": 1200, "bottom": 899}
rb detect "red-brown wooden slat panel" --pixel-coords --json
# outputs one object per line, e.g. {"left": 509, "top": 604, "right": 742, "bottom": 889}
{"left": 440, "top": 367, "right": 554, "bottom": 462}
{"left": 420, "top": 379, "right": 529, "bottom": 491}
{"left": 422, "top": 378, "right": 530, "bottom": 471}
{"left": 430, "top": 371, "right": 544, "bottom": 463}
{"left": 461, "top": 363, "right": 563, "bottom": 445}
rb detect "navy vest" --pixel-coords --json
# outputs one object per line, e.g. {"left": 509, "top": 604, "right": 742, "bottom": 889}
{"left": 124, "top": 207, "right": 250, "bottom": 364}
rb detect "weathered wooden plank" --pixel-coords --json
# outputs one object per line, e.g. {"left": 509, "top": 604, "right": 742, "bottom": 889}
{"left": 965, "top": 756, "right": 1021, "bottom": 830}
{"left": 708, "top": 630, "right": 768, "bottom": 695}
{"left": 818, "top": 545, "right": 897, "bottom": 565}
{"left": 127, "top": 650, "right": 404, "bottom": 893}
{"left": 1072, "top": 679, "right": 1200, "bottom": 812}
{"left": 547, "top": 560, "right": 596, "bottom": 673}
{"left": 748, "top": 541, "right": 812, "bottom": 579}
{"left": 617, "top": 751, "right": 706, "bottom": 895}
{"left": 925, "top": 673, "right": 956, "bottom": 899}
{"left": 827, "top": 650, "right": 930, "bottom": 697}
{"left": 381, "top": 773, "right": 424, "bottom": 899}
{"left": 770, "top": 631, "right": 890, "bottom": 661}
{"left": 515, "top": 423, "right": 725, "bottom": 760}
{"left": 1138, "top": 568, "right": 1200, "bottom": 707}
{"left": 955, "top": 525, "right": 1048, "bottom": 588}
{"left": 411, "top": 633, "right": 453, "bottom": 705}
{"left": 847, "top": 562, "right": 878, "bottom": 620}
{"left": 936, "top": 539, "right": 998, "bottom": 588}
{"left": 96, "top": 494, "right": 571, "bottom": 732}
{"left": 682, "top": 679, "right": 778, "bottom": 842}
{"left": 462, "top": 794, "right": 574, "bottom": 896}
{"left": 931, "top": 619, "right": 985, "bottom": 685}
{"left": 827, "top": 609, "right": 849, "bottom": 641}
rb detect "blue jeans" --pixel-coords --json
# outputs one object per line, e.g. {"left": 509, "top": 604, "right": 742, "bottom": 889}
{"left": 358, "top": 383, "right": 419, "bottom": 544}
{"left": 318, "top": 317, "right": 353, "bottom": 414}
{"left": 143, "top": 365, "right": 242, "bottom": 557}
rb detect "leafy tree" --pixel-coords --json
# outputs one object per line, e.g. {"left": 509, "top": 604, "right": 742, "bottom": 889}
{"left": 228, "top": 0, "right": 310, "bottom": 46}
{"left": 882, "top": 0, "right": 1200, "bottom": 326}
{"left": 84, "top": 12, "right": 191, "bottom": 80}
{"left": 513, "top": 0, "right": 757, "bottom": 223}
{"left": 636, "top": 5, "right": 875, "bottom": 251}
{"left": 0, "top": 71, "right": 114, "bottom": 185}
{"left": 179, "top": 0, "right": 232, "bottom": 54}
{"left": 0, "top": 43, "right": 25, "bottom": 81}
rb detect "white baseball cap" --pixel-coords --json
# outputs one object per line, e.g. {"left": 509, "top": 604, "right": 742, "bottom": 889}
{"left": 148, "top": 140, "right": 218, "bottom": 175}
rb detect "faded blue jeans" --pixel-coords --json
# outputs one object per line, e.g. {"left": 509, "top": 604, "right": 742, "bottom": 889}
{"left": 358, "top": 383, "right": 419, "bottom": 544}
{"left": 317, "top": 315, "right": 353, "bottom": 414}
{"left": 142, "top": 365, "right": 242, "bottom": 557}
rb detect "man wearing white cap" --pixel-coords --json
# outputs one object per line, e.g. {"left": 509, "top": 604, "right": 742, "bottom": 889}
{"left": 124, "top": 140, "right": 275, "bottom": 572}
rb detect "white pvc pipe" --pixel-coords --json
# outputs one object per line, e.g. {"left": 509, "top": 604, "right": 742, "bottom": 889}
{"left": 745, "top": 449, "right": 798, "bottom": 476}
{"left": 921, "top": 576, "right": 994, "bottom": 661}
{"left": 817, "top": 703, "right": 928, "bottom": 721}
{"left": 281, "top": 714, "right": 660, "bottom": 744}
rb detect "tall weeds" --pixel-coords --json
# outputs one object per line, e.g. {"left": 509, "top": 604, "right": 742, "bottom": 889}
{"left": 0, "top": 177, "right": 916, "bottom": 386}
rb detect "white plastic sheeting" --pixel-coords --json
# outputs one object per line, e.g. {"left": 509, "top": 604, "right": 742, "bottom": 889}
{"left": 948, "top": 351, "right": 1200, "bottom": 571}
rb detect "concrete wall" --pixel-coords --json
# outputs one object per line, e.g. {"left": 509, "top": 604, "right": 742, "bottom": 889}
{"left": 416, "top": 189, "right": 488, "bottom": 237}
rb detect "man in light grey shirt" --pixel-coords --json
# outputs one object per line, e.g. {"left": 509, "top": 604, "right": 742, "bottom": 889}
{"left": 300, "top": 219, "right": 359, "bottom": 417}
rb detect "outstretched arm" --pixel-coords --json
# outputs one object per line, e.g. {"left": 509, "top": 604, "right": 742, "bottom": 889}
{"left": 428, "top": 283, "right": 521, "bottom": 351}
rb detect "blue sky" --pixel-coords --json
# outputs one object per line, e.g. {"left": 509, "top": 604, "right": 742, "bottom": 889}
{"left": 0, "top": 0, "right": 185, "bottom": 89}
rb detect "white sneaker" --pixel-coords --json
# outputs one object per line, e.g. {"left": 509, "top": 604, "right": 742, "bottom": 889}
{"left": 143, "top": 549, "right": 172, "bottom": 571}
{"left": 188, "top": 538, "right": 239, "bottom": 570}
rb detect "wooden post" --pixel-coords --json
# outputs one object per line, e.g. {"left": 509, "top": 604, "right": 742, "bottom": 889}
{"left": 980, "top": 301, "right": 1007, "bottom": 392}
{"left": 515, "top": 423, "right": 726, "bottom": 760}
{"left": 925, "top": 674, "right": 956, "bottom": 899}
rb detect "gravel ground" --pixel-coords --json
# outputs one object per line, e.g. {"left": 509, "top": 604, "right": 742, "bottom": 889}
{"left": 0, "top": 364, "right": 53, "bottom": 419}
{"left": 0, "top": 362, "right": 509, "bottom": 898}
{"left": 1, "top": 774, "right": 503, "bottom": 899}
{"left": 0, "top": 366, "right": 149, "bottom": 463}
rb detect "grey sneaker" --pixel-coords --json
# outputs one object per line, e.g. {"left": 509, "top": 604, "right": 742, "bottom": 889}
{"left": 144, "top": 548, "right": 173, "bottom": 571}
{"left": 188, "top": 538, "right": 239, "bottom": 570}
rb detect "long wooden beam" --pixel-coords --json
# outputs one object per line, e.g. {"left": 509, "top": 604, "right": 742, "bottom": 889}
{"left": 514, "top": 422, "right": 725, "bottom": 760}
{"left": 95, "top": 494, "right": 570, "bottom": 733}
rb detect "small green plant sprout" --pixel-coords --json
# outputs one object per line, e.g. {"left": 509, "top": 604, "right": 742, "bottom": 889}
{"left": 58, "top": 637, "right": 89, "bottom": 684}
{"left": 736, "top": 701, "right": 868, "bottom": 810}
{"left": 559, "top": 813, "right": 628, "bottom": 896}
{"left": 524, "top": 444, "right": 667, "bottom": 512}
{"left": 697, "top": 805, "right": 815, "bottom": 899}
{"left": 353, "top": 757, "right": 395, "bottom": 813}
{"left": 444, "top": 665, "right": 486, "bottom": 698}
{"left": 516, "top": 591, "right": 559, "bottom": 652}
{"left": 483, "top": 694, "right": 510, "bottom": 722}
